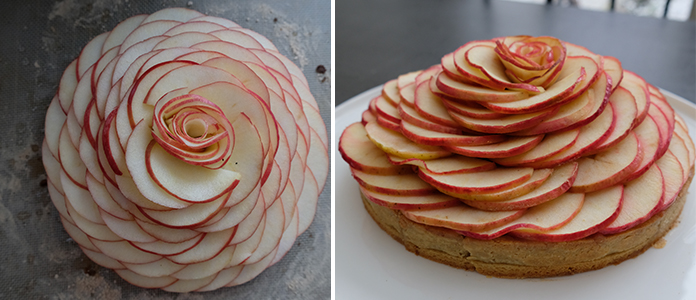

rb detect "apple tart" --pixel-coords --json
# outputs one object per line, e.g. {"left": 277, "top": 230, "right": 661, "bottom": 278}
{"left": 42, "top": 8, "right": 329, "bottom": 292}
{"left": 340, "top": 35, "right": 695, "bottom": 278}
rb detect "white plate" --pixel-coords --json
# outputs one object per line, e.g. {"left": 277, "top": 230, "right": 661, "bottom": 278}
{"left": 335, "top": 86, "right": 696, "bottom": 300}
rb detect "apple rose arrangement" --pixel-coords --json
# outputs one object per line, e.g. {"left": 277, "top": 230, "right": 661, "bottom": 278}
{"left": 42, "top": 8, "right": 328, "bottom": 292}
{"left": 340, "top": 36, "right": 694, "bottom": 276}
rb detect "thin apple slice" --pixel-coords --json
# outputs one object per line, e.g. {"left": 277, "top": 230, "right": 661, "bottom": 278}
{"left": 167, "top": 227, "right": 236, "bottom": 264}
{"left": 415, "top": 64, "right": 442, "bottom": 86}
{"left": 449, "top": 105, "right": 557, "bottom": 134}
{"left": 398, "top": 82, "right": 417, "bottom": 107}
{"left": 114, "top": 269, "right": 176, "bottom": 289}
{"left": 589, "top": 87, "right": 638, "bottom": 153}
{"left": 413, "top": 81, "right": 462, "bottom": 128}
{"left": 403, "top": 203, "right": 525, "bottom": 232}
{"left": 648, "top": 104, "right": 672, "bottom": 159}
{"left": 398, "top": 102, "right": 463, "bottom": 134}
{"left": 99, "top": 210, "right": 158, "bottom": 243}
{"left": 521, "top": 104, "right": 615, "bottom": 168}
{"left": 122, "top": 258, "right": 186, "bottom": 278}
{"left": 387, "top": 154, "right": 495, "bottom": 174}
{"left": 673, "top": 120, "right": 695, "bottom": 169}
{"left": 603, "top": 56, "right": 623, "bottom": 91}
{"left": 162, "top": 274, "right": 217, "bottom": 293}
{"left": 81, "top": 247, "right": 126, "bottom": 270}
{"left": 351, "top": 168, "right": 436, "bottom": 196}
{"left": 375, "top": 95, "right": 402, "bottom": 123}
{"left": 340, "top": 122, "right": 411, "bottom": 175}
{"left": 140, "top": 195, "right": 229, "bottom": 228}
{"left": 443, "top": 168, "right": 552, "bottom": 202}
{"left": 600, "top": 164, "right": 663, "bottom": 234}
{"left": 570, "top": 132, "right": 642, "bottom": 193}
{"left": 364, "top": 121, "right": 451, "bottom": 160}
{"left": 171, "top": 246, "right": 236, "bottom": 280}
{"left": 400, "top": 119, "right": 504, "bottom": 146}
{"left": 382, "top": 79, "right": 400, "bottom": 106}
{"left": 441, "top": 98, "right": 506, "bottom": 120}
{"left": 623, "top": 115, "right": 661, "bottom": 182}
{"left": 461, "top": 192, "right": 584, "bottom": 239}
{"left": 667, "top": 133, "right": 691, "bottom": 180}
{"left": 441, "top": 52, "right": 470, "bottom": 82}
{"left": 463, "top": 162, "right": 578, "bottom": 211}
{"left": 445, "top": 135, "right": 543, "bottom": 158}
{"left": 131, "top": 233, "right": 203, "bottom": 256}
{"left": 419, "top": 166, "right": 534, "bottom": 194}
{"left": 91, "top": 238, "right": 163, "bottom": 264}
{"left": 493, "top": 129, "right": 580, "bottom": 166}
{"left": 620, "top": 71, "right": 650, "bottom": 126}
{"left": 360, "top": 187, "right": 459, "bottom": 210}
{"left": 435, "top": 71, "right": 526, "bottom": 103}
{"left": 466, "top": 45, "right": 543, "bottom": 92}
{"left": 512, "top": 185, "right": 623, "bottom": 242}
{"left": 656, "top": 151, "right": 684, "bottom": 210}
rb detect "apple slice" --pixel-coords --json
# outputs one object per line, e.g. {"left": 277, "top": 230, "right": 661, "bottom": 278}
{"left": 398, "top": 102, "right": 463, "bottom": 134}
{"left": 619, "top": 71, "right": 650, "bottom": 126}
{"left": 413, "top": 81, "right": 462, "bottom": 128}
{"left": 381, "top": 79, "right": 401, "bottom": 106}
{"left": 449, "top": 105, "right": 557, "bottom": 134}
{"left": 400, "top": 119, "right": 504, "bottom": 146}
{"left": 435, "top": 71, "right": 527, "bottom": 103}
{"left": 398, "top": 82, "right": 417, "bottom": 108}
{"left": 656, "top": 150, "right": 685, "bottom": 210}
{"left": 364, "top": 121, "right": 451, "bottom": 160}
{"left": 457, "top": 43, "right": 542, "bottom": 92}
{"left": 339, "top": 122, "right": 411, "bottom": 175}
{"left": 623, "top": 115, "right": 661, "bottom": 182}
{"left": 570, "top": 132, "right": 642, "bottom": 193}
{"left": 588, "top": 87, "right": 638, "bottom": 153}
{"left": 387, "top": 154, "right": 495, "bottom": 174}
{"left": 463, "top": 162, "right": 578, "bottom": 211}
{"left": 493, "top": 129, "right": 580, "bottom": 166}
{"left": 418, "top": 166, "right": 534, "bottom": 195}
{"left": 600, "top": 164, "right": 664, "bottom": 235}
{"left": 445, "top": 135, "right": 544, "bottom": 158}
{"left": 375, "top": 95, "right": 402, "bottom": 123}
{"left": 444, "top": 168, "right": 553, "bottom": 202}
{"left": 441, "top": 98, "right": 506, "bottom": 120}
{"left": 351, "top": 168, "right": 436, "bottom": 196}
{"left": 415, "top": 64, "right": 442, "bottom": 86}
{"left": 360, "top": 186, "right": 460, "bottom": 210}
{"left": 114, "top": 269, "right": 176, "bottom": 289}
{"left": 403, "top": 201, "right": 525, "bottom": 233}
{"left": 461, "top": 192, "right": 584, "bottom": 239}
{"left": 512, "top": 185, "right": 623, "bottom": 242}
{"left": 603, "top": 56, "right": 623, "bottom": 91}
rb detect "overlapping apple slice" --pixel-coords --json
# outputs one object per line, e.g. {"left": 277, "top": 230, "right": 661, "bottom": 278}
{"left": 42, "top": 8, "right": 328, "bottom": 292}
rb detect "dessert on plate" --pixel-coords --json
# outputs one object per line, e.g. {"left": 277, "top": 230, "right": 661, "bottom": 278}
{"left": 42, "top": 7, "right": 329, "bottom": 292}
{"left": 339, "top": 35, "right": 694, "bottom": 278}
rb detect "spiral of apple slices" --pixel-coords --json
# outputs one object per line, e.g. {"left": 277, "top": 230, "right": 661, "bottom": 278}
{"left": 42, "top": 8, "right": 328, "bottom": 293}
{"left": 342, "top": 35, "right": 695, "bottom": 244}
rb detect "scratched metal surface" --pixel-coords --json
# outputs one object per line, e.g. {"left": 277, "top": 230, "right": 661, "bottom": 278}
{"left": 0, "top": 0, "right": 331, "bottom": 299}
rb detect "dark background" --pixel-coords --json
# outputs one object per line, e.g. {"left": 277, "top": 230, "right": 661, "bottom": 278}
{"left": 336, "top": 0, "right": 696, "bottom": 106}
{"left": 0, "top": 0, "right": 330, "bottom": 299}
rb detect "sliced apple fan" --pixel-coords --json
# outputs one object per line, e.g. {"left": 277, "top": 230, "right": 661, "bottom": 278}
{"left": 42, "top": 8, "right": 328, "bottom": 293}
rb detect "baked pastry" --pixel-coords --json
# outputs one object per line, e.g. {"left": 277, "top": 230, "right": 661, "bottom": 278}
{"left": 339, "top": 35, "right": 695, "bottom": 278}
{"left": 42, "top": 8, "right": 329, "bottom": 292}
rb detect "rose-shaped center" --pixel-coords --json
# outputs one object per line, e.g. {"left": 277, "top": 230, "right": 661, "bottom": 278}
{"left": 495, "top": 36, "right": 566, "bottom": 88}
{"left": 151, "top": 93, "right": 234, "bottom": 169}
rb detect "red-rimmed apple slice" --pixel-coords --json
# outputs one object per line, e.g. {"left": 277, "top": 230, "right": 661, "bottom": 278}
{"left": 339, "top": 122, "right": 411, "bottom": 175}
{"left": 387, "top": 154, "right": 495, "bottom": 175}
{"left": 441, "top": 98, "right": 506, "bottom": 120}
{"left": 441, "top": 52, "right": 471, "bottom": 83}
{"left": 399, "top": 82, "right": 417, "bottom": 108}
{"left": 449, "top": 105, "right": 557, "bottom": 134}
{"left": 600, "top": 164, "right": 664, "bottom": 235}
{"left": 656, "top": 151, "right": 684, "bottom": 210}
{"left": 64, "top": 199, "right": 121, "bottom": 241}
{"left": 60, "top": 216, "right": 98, "bottom": 252}
{"left": 195, "top": 266, "right": 244, "bottom": 292}
{"left": 466, "top": 44, "right": 543, "bottom": 92}
{"left": 513, "top": 72, "right": 609, "bottom": 136}
{"left": 241, "top": 199, "right": 285, "bottom": 265}
{"left": 167, "top": 227, "right": 236, "bottom": 264}
{"left": 443, "top": 168, "right": 552, "bottom": 202}
{"left": 91, "top": 238, "right": 163, "bottom": 264}
{"left": 415, "top": 64, "right": 442, "bottom": 86}
{"left": 362, "top": 109, "right": 377, "bottom": 125}
{"left": 520, "top": 104, "right": 615, "bottom": 168}
{"left": 445, "top": 135, "right": 543, "bottom": 158}
{"left": 351, "top": 168, "right": 437, "bottom": 196}
{"left": 481, "top": 57, "right": 594, "bottom": 114}
{"left": 414, "top": 81, "right": 461, "bottom": 128}
{"left": 131, "top": 232, "right": 204, "bottom": 256}
{"left": 603, "top": 56, "right": 623, "bottom": 91}
{"left": 397, "top": 70, "right": 420, "bottom": 89}
{"left": 163, "top": 274, "right": 219, "bottom": 293}
{"left": 171, "top": 246, "right": 236, "bottom": 280}
{"left": 381, "top": 79, "right": 400, "bottom": 106}
{"left": 619, "top": 71, "right": 650, "bottom": 126}
{"left": 364, "top": 121, "right": 451, "bottom": 160}
{"left": 375, "top": 95, "right": 401, "bottom": 123}
{"left": 461, "top": 192, "right": 584, "bottom": 239}
{"left": 99, "top": 210, "right": 158, "bottom": 243}
{"left": 139, "top": 194, "right": 229, "bottom": 228}
{"left": 398, "top": 102, "right": 463, "bottom": 134}
{"left": 463, "top": 162, "right": 578, "bottom": 211}
{"left": 400, "top": 119, "right": 504, "bottom": 146}
{"left": 61, "top": 171, "right": 101, "bottom": 224}
{"left": 570, "top": 132, "right": 642, "bottom": 193}
{"left": 402, "top": 203, "right": 525, "bottom": 232}
{"left": 114, "top": 269, "right": 176, "bottom": 289}
{"left": 359, "top": 186, "right": 459, "bottom": 210}
{"left": 493, "top": 128, "right": 580, "bottom": 166}
{"left": 673, "top": 120, "right": 695, "bottom": 168}
{"left": 512, "top": 185, "right": 623, "bottom": 242}
{"left": 81, "top": 247, "right": 126, "bottom": 270}
{"left": 648, "top": 104, "right": 672, "bottom": 159}
{"left": 667, "top": 132, "right": 691, "bottom": 180}
{"left": 623, "top": 115, "right": 661, "bottom": 182}
{"left": 588, "top": 87, "right": 638, "bottom": 154}
{"left": 209, "top": 29, "right": 263, "bottom": 50}
{"left": 418, "top": 166, "right": 534, "bottom": 195}
{"left": 101, "top": 14, "right": 148, "bottom": 52}
{"left": 435, "top": 71, "right": 527, "bottom": 103}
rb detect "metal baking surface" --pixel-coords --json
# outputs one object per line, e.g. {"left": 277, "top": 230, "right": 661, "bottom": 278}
{"left": 0, "top": 0, "right": 330, "bottom": 298}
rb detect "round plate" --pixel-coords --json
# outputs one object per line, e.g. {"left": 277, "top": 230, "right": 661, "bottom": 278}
{"left": 335, "top": 86, "right": 696, "bottom": 300}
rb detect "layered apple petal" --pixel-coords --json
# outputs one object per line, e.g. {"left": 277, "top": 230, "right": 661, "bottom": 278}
{"left": 42, "top": 8, "right": 327, "bottom": 293}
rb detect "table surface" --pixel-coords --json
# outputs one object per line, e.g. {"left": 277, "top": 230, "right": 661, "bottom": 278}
{"left": 0, "top": 0, "right": 330, "bottom": 299}
{"left": 336, "top": 0, "right": 696, "bottom": 106}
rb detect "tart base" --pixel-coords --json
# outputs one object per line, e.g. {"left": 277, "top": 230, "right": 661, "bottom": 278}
{"left": 361, "top": 167, "right": 694, "bottom": 278}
